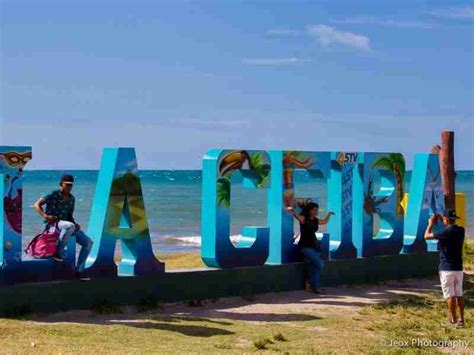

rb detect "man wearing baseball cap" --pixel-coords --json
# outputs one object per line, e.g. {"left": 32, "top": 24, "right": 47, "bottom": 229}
{"left": 424, "top": 208, "right": 465, "bottom": 327}
{"left": 33, "top": 174, "right": 93, "bottom": 279}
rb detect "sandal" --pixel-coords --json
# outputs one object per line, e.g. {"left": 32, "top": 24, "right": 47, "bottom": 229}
{"left": 457, "top": 320, "right": 465, "bottom": 327}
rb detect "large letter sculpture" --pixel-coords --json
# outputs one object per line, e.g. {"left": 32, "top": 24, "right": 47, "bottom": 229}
{"left": 327, "top": 152, "right": 359, "bottom": 259}
{"left": 85, "top": 148, "right": 164, "bottom": 276}
{"left": 353, "top": 153, "right": 405, "bottom": 257}
{"left": 268, "top": 151, "right": 331, "bottom": 264}
{"left": 201, "top": 149, "right": 271, "bottom": 268}
{"left": 0, "top": 147, "right": 32, "bottom": 268}
{"left": 403, "top": 153, "right": 445, "bottom": 253}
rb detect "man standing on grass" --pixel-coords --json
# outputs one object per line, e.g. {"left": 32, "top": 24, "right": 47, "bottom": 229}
{"left": 424, "top": 209, "right": 465, "bottom": 327}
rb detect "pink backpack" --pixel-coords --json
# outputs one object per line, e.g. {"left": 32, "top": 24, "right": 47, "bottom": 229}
{"left": 26, "top": 223, "right": 60, "bottom": 259}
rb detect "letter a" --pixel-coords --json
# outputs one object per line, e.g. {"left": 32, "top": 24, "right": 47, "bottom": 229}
{"left": 85, "top": 148, "right": 164, "bottom": 276}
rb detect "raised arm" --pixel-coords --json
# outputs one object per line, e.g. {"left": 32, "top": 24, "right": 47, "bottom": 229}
{"left": 318, "top": 212, "right": 335, "bottom": 225}
{"left": 33, "top": 197, "right": 56, "bottom": 223}
{"left": 424, "top": 215, "right": 438, "bottom": 240}
{"left": 286, "top": 206, "right": 305, "bottom": 224}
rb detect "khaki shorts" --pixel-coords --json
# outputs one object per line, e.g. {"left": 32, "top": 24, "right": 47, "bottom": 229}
{"left": 439, "top": 271, "right": 464, "bottom": 299}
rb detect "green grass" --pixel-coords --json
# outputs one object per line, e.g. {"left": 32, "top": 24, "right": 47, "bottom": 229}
{"left": 464, "top": 238, "right": 474, "bottom": 271}
{"left": 1, "top": 241, "right": 472, "bottom": 353}
{"left": 360, "top": 275, "right": 473, "bottom": 353}
{"left": 0, "top": 313, "right": 378, "bottom": 354}
{"left": 272, "top": 331, "right": 288, "bottom": 342}
{"left": 113, "top": 252, "right": 205, "bottom": 270}
{"left": 253, "top": 337, "right": 274, "bottom": 350}
{"left": 1, "top": 273, "right": 471, "bottom": 354}
{"left": 156, "top": 252, "right": 205, "bottom": 269}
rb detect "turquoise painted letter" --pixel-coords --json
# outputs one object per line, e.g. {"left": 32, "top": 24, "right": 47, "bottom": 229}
{"left": 403, "top": 154, "right": 444, "bottom": 253}
{"left": 328, "top": 152, "right": 359, "bottom": 259}
{"left": 353, "top": 153, "right": 405, "bottom": 257}
{"left": 267, "top": 151, "right": 331, "bottom": 264}
{"left": 85, "top": 148, "right": 164, "bottom": 276}
{"left": 0, "top": 147, "right": 32, "bottom": 268}
{"left": 201, "top": 149, "right": 270, "bottom": 268}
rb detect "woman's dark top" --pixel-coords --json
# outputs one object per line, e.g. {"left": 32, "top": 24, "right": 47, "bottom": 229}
{"left": 298, "top": 217, "right": 321, "bottom": 250}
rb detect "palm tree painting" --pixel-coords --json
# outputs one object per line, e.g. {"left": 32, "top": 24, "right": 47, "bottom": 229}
{"left": 371, "top": 153, "right": 406, "bottom": 216}
{"left": 217, "top": 177, "right": 231, "bottom": 208}
{"left": 111, "top": 170, "right": 142, "bottom": 196}
{"left": 216, "top": 150, "right": 270, "bottom": 208}
{"left": 249, "top": 152, "right": 271, "bottom": 188}
{"left": 282, "top": 151, "right": 314, "bottom": 207}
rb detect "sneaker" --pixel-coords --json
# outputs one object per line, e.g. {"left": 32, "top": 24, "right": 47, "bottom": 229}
{"left": 51, "top": 254, "right": 64, "bottom": 262}
{"left": 457, "top": 320, "right": 465, "bottom": 327}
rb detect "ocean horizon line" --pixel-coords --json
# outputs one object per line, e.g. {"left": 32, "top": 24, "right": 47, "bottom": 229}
{"left": 22, "top": 168, "right": 474, "bottom": 173}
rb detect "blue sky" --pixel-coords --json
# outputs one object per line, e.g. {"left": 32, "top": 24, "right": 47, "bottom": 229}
{"left": 1, "top": 0, "right": 473, "bottom": 170}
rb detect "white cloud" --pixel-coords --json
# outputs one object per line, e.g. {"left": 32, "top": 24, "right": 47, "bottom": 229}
{"left": 266, "top": 24, "right": 371, "bottom": 51}
{"left": 330, "top": 16, "right": 434, "bottom": 29}
{"left": 306, "top": 25, "right": 371, "bottom": 51}
{"left": 242, "top": 57, "right": 308, "bottom": 65}
{"left": 427, "top": 6, "right": 474, "bottom": 20}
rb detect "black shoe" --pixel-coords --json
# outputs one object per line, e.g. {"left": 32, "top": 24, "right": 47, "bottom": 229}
{"left": 52, "top": 254, "right": 64, "bottom": 262}
{"left": 312, "top": 288, "right": 324, "bottom": 295}
{"left": 305, "top": 285, "right": 323, "bottom": 294}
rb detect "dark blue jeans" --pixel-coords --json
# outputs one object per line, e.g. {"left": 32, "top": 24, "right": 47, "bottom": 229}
{"left": 301, "top": 248, "right": 324, "bottom": 289}
{"left": 57, "top": 220, "right": 93, "bottom": 273}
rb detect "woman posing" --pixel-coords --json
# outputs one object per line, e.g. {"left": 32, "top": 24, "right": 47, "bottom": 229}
{"left": 287, "top": 203, "right": 334, "bottom": 294}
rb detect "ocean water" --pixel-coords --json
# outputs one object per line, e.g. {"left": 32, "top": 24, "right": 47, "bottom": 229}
{"left": 18, "top": 170, "right": 474, "bottom": 254}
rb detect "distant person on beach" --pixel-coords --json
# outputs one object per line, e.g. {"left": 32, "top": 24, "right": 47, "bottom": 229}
{"left": 287, "top": 202, "right": 334, "bottom": 294}
{"left": 33, "top": 174, "right": 93, "bottom": 279}
{"left": 424, "top": 209, "right": 465, "bottom": 327}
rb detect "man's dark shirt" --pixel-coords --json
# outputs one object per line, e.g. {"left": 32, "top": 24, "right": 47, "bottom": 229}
{"left": 42, "top": 190, "right": 75, "bottom": 224}
{"left": 433, "top": 224, "right": 465, "bottom": 271}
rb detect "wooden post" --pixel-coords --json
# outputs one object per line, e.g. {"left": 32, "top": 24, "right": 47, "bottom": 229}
{"left": 439, "top": 131, "right": 456, "bottom": 209}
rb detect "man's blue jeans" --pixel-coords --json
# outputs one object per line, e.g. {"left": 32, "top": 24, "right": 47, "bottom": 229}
{"left": 57, "top": 220, "right": 93, "bottom": 273}
{"left": 301, "top": 248, "right": 324, "bottom": 289}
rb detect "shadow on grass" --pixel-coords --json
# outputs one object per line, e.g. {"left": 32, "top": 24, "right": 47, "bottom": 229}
{"left": 370, "top": 276, "right": 473, "bottom": 311}
{"left": 236, "top": 274, "right": 444, "bottom": 308}
{"left": 109, "top": 319, "right": 235, "bottom": 337}
{"left": 2, "top": 303, "right": 32, "bottom": 319}
{"left": 201, "top": 312, "right": 322, "bottom": 322}
{"left": 26, "top": 313, "right": 236, "bottom": 337}
{"left": 148, "top": 315, "right": 233, "bottom": 326}
{"left": 18, "top": 273, "right": 471, "bottom": 343}
{"left": 370, "top": 294, "right": 439, "bottom": 310}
